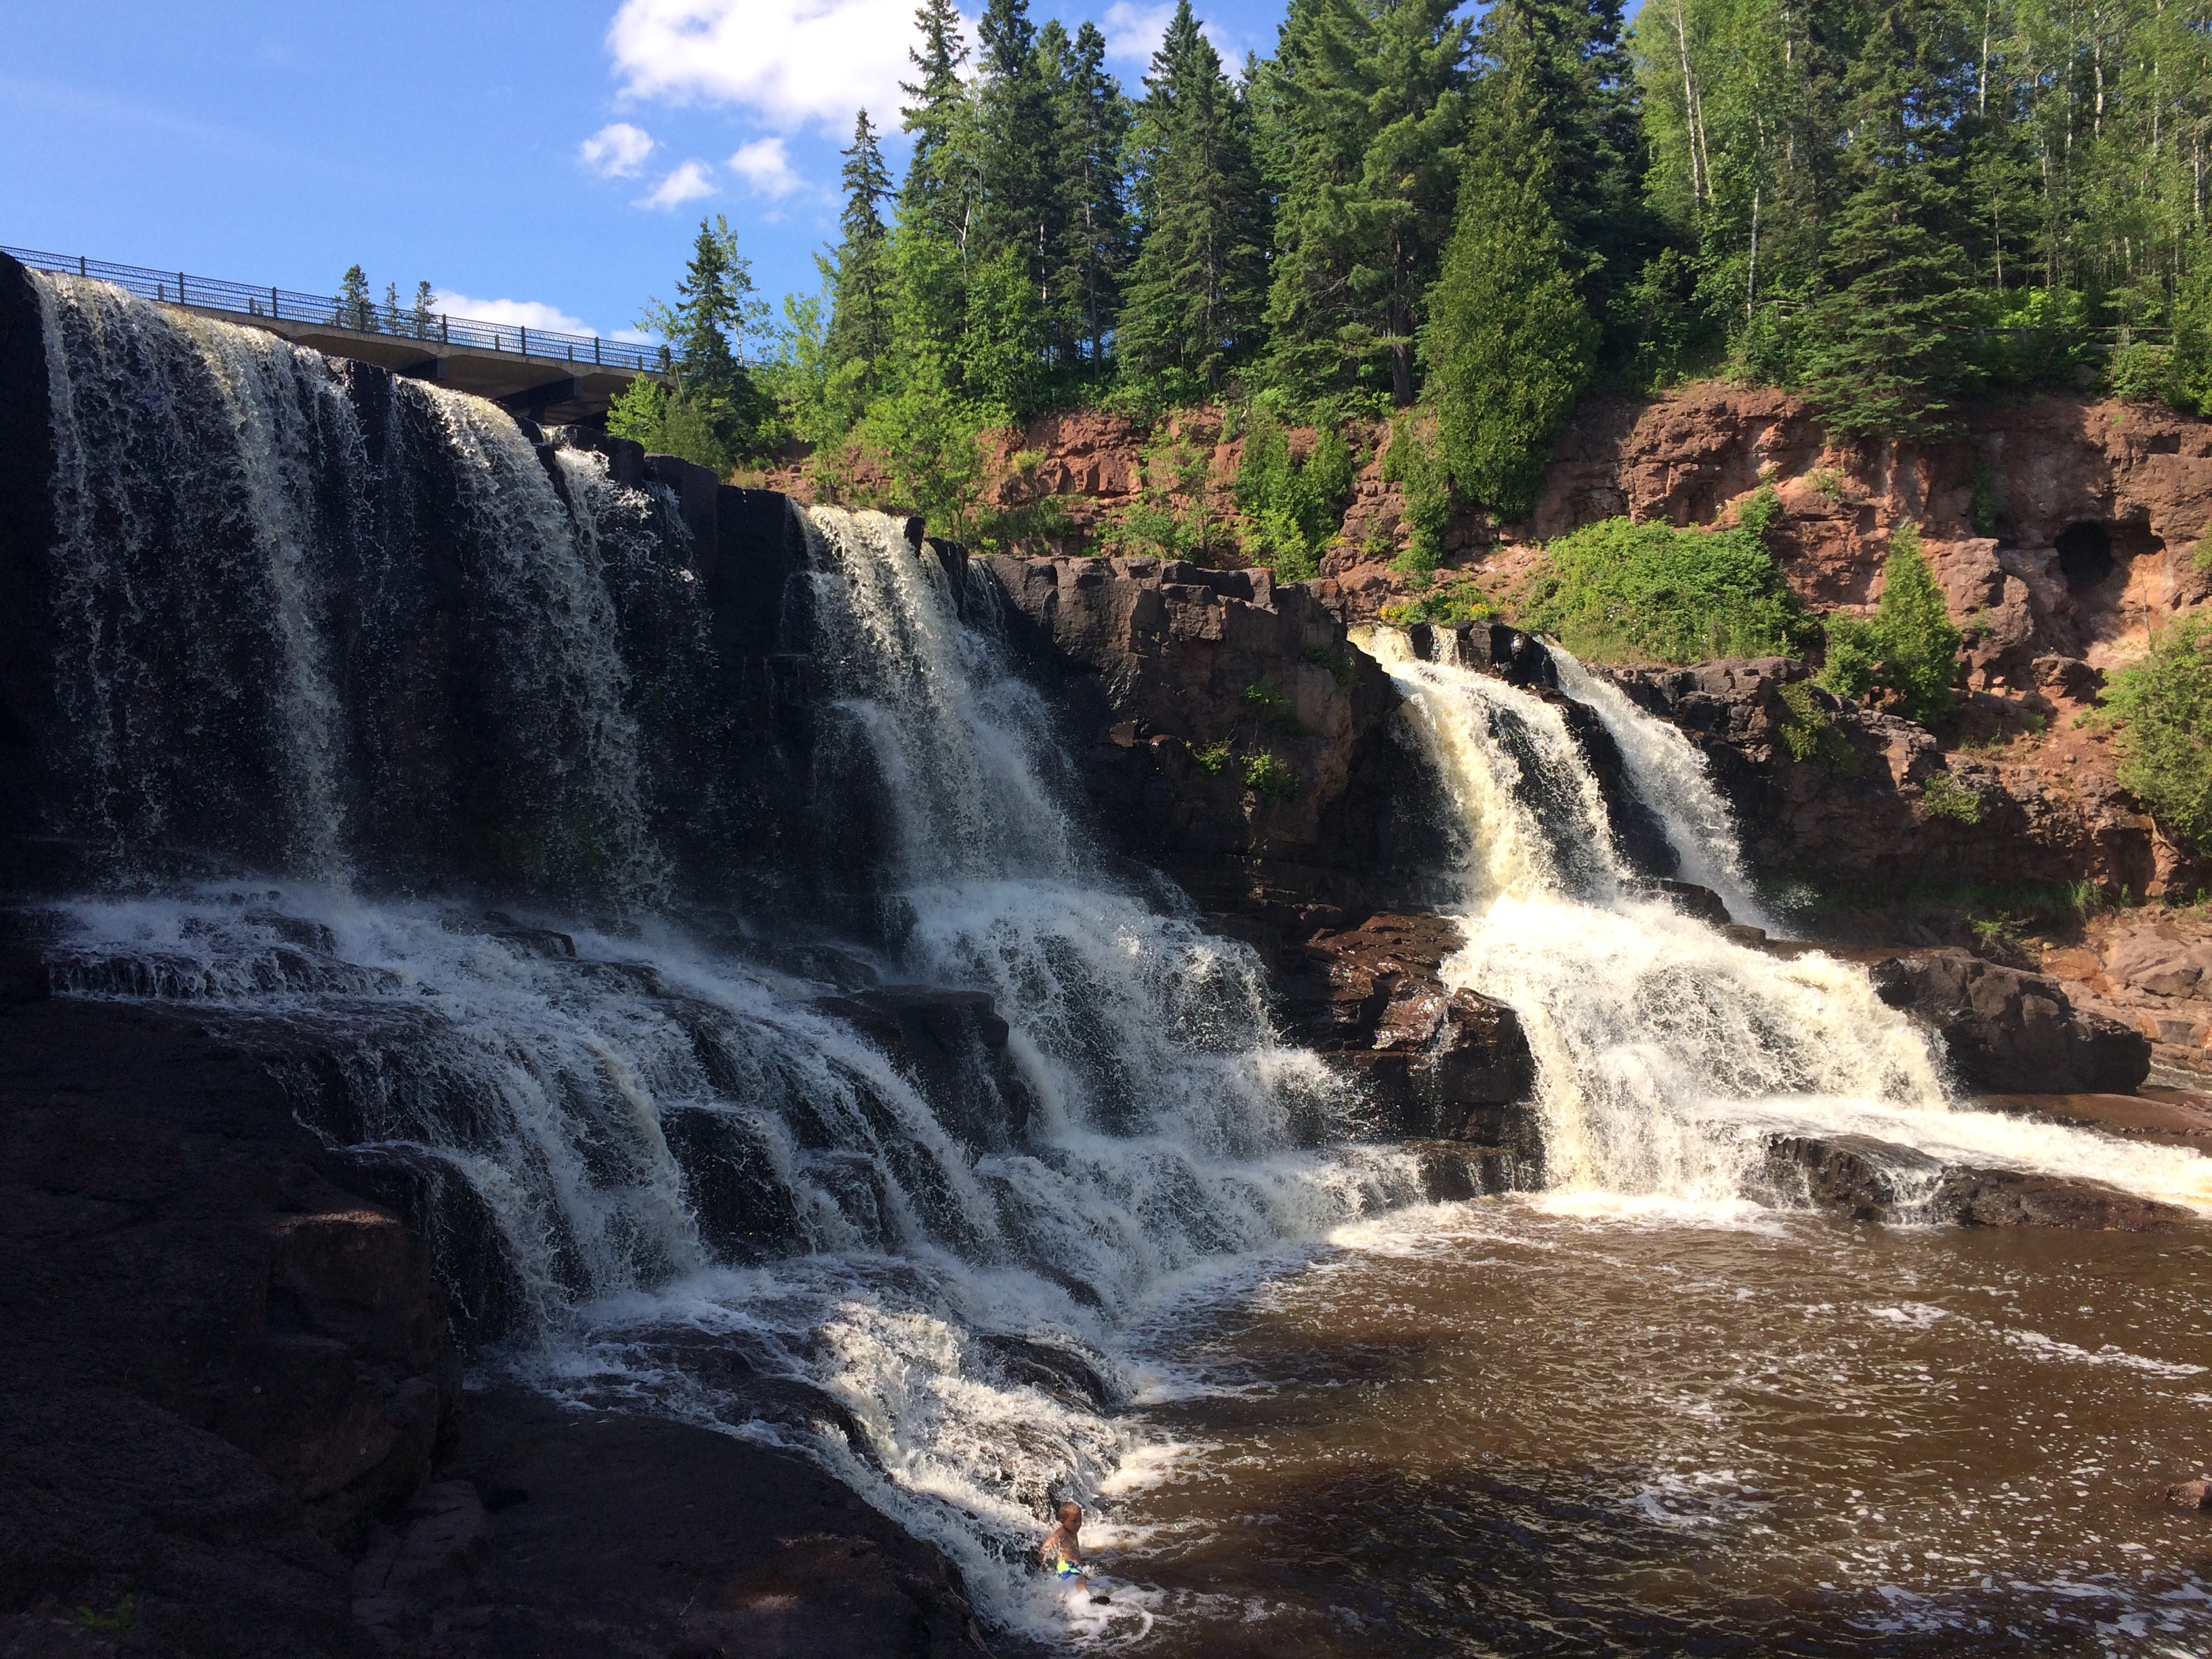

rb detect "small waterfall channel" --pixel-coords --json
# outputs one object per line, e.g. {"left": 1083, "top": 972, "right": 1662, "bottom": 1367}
{"left": 7, "top": 272, "right": 1425, "bottom": 1636}
{"left": 1357, "top": 623, "right": 2212, "bottom": 1218}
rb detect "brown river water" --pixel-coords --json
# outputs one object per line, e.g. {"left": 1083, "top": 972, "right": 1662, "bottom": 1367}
{"left": 1078, "top": 1197, "right": 2212, "bottom": 1657}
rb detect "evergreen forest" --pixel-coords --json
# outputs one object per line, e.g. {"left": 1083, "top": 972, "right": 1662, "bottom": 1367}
{"left": 609, "top": 0, "right": 2212, "bottom": 545}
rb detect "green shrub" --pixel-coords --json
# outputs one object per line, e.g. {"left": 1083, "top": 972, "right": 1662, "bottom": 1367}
{"left": 1242, "top": 680, "right": 1299, "bottom": 727}
{"left": 2091, "top": 613, "right": 2212, "bottom": 853}
{"left": 1303, "top": 644, "right": 1359, "bottom": 690}
{"left": 1243, "top": 751, "right": 1298, "bottom": 800}
{"left": 1235, "top": 413, "right": 1355, "bottom": 581}
{"left": 1521, "top": 515, "right": 1815, "bottom": 665}
{"left": 1776, "top": 679, "right": 1860, "bottom": 774}
{"left": 1379, "top": 573, "right": 1494, "bottom": 628}
{"left": 607, "top": 377, "right": 733, "bottom": 473}
{"left": 1968, "top": 462, "right": 2001, "bottom": 537}
{"left": 1381, "top": 419, "right": 1454, "bottom": 575}
{"left": 2193, "top": 523, "right": 2212, "bottom": 573}
{"left": 1919, "top": 771, "right": 1983, "bottom": 822}
{"left": 1816, "top": 521, "right": 1961, "bottom": 726}
{"left": 1192, "top": 739, "right": 1231, "bottom": 774}
{"left": 857, "top": 380, "right": 995, "bottom": 541}
{"left": 2108, "top": 342, "right": 2176, "bottom": 405}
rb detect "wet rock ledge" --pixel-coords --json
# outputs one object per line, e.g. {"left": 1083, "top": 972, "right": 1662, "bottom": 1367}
{"left": 0, "top": 994, "right": 995, "bottom": 1658}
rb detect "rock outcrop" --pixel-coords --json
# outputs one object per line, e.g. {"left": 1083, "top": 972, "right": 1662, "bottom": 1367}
{"left": 1866, "top": 947, "right": 2153, "bottom": 1092}
{"left": 2041, "top": 909, "right": 2212, "bottom": 1076}
{"left": 1755, "top": 1131, "right": 2191, "bottom": 1229}
{"left": 1275, "top": 911, "right": 1540, "bottom": 1163}
{"left": 983, "top": 552, "right": 1450, "bottom": 941}
{"left": 1602, "top": 657, "right": 2203, "bottom": 901}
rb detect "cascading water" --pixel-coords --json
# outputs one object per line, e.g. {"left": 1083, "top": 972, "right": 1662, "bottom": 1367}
{"left": 12, "top": 274, "right": 1423, "bottom": 1639}
{"left": 1357, "top": 623, "right": 2212, "bottom": 1215}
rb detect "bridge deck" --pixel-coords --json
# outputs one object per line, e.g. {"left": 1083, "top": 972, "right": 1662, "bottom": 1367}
{"left": 6, "top": 247, "right": 663, "bottom": 425}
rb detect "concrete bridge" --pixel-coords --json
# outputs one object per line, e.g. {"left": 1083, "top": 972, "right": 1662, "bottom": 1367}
{"left": 5, "top": 247, "right": 663, "bottom": 424}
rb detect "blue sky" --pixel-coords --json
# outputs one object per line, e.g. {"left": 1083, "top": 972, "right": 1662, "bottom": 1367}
{"left": 1, "top": 0, "right": 1298, "bottom": 343}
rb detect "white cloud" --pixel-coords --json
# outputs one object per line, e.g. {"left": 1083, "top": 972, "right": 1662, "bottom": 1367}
{"left": 729, "top": 137, "right": 804, "bottom": 198}
{"left": 1103, "top": 1, "right": 1174, "bottom": 64}
{"left": 578, "top": 121, "right": 657, "bottom": 176}
{"left": 606, "top": 0, "right": 955, "bottom": 131}
{"left": 1103, "top": 0, "right": 1237, "bottom": 68}
{"left": 639, "top": 159, "right": 718, "bottom": 209}
{"left": 431, "top": 292, "right": 594, "bottom": 334}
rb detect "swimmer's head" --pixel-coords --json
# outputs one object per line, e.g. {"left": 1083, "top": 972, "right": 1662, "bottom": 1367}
{"left": 1057, "top": 1500, "right": 1084, "bottom": 1527}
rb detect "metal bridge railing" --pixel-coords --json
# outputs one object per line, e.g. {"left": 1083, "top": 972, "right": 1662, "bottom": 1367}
{"left": 3, "top": 246, "right": 664, "bottom": 374}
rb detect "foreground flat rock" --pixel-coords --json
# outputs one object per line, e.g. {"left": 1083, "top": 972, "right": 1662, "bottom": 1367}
{"left": 1758, "top": 1130, "right": 2191, "bottom": 1230}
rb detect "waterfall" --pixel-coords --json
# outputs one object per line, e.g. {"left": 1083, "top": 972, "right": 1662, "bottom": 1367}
{"left": 15, "top": 276, "right": 1422, "bottom": 1634}
{"left": 1549, "top": 647, "right": 1776, "bottom": 930}
{"left": 1358, "top": 625, "right": 2212, "bottom": 1216}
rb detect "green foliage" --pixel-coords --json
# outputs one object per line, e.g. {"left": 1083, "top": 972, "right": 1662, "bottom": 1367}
{"left": 1521, "top": 514, "right": 1815, "bottom": 665}
{"left": 1099, "top": 426, "right": 1235, "bottom": 561}
{"left": 336, "top": 264, "right": 375, "bottom": 332}
{"left": 1776, "top": 679, "right": 1859, "bottom": 774}
{"left": 605, "top": 375, "right": 732, "bottom": 472}
{"left": 1968, "top": 463, "right": 2000, "bottom": 538}
{"left": 1243, "top": 750, "right": 1298, "bottom": 799}
{"left": 2108, "top": 343, "right": 2176, "bottom": 405}
{"left": 1968, "top": 288, "right": 2096, "bottom": 392}
{"left": 859, "top": 379, "right": 995, "bottom": 541}
{"left": 1379, "top": 572, "right": 1494, "bottom": 627}
{"left": 1304, "top": 644, "right": 1359, "bottom": 689}
{"left": 2195, "top": 524, "right": 2212, "bottom": 573}
{"left": 1258, "top": 0, "right": 1469, "bottom": 401}
{"left": 1192, "top": 739, "right": 1232, "bottom": 773}
{"left": 1119, "top": 0, "right": 1270, "bottom": 391}
{"left": 1919, "top": 771, "right": 1983, "bottom": 823}
{"left": 2091, "top": 613, "right": 2212, "bottom": 854}
{"left": 1806, "top": 468, "right": 1843, "bottom": 500}
{"left": 1241, "top": 679, "right": 1299, "bottom": 727}
{"left": 827, "top": 109, "right": 895, "bottom": 377}
{"left": 1420, "top": 96, "right": 1596, "bottom": 518}
{"left": 1816, "top": 521, "right": 1961, "bottom": 726}
{"left": 76, "top": 1595, "right": 138, "bottom": 1633}
{"left": 1380, "top": 418, "right": 1453, "bottom": 573}
{"left": 636, "top": 216, "right": 772, "bottom": 462}
{"left": 1235, "top": 414, "right": 1354, "bottom": 579}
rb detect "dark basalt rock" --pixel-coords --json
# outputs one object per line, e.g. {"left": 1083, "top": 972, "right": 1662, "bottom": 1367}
{"left": 980, "top": 553, "right": 1452, "bottom": 942}
{"left": 1278, "top": 911, "right": 1540, "bottom": 1159}
{"left": 813, "top": 987, "right": 1035, "bottom": 1151}
{"left": 1867, "top": 947, "right": 2152, "bottom": 1092}
{"left": 1756, "top": 1129, "right": 2190, "bottom": 1229}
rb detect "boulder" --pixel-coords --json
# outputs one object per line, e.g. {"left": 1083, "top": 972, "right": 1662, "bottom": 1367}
{"left": 1756, "top": 1130, "right": 2190, "bottom": 1229}
{"left": 1278, "top": 912, "right": 1539, "bottom": 1153}
{"left": 2165, "top": 1479, "right": 2212, "bottom": 1511}
{"left": 1866, "top": 947, "right": 2152, "bottom": 1092}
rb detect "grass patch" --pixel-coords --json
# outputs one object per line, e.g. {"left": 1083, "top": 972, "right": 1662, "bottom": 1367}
{"left": 1380, "top": 573, "right": 1495, "bottom": 628}
{"left": 1919, "top": 771, "right": 1984, "bottom": 823}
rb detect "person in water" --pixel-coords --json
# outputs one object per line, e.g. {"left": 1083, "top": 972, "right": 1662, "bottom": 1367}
{"left": 1040, "top": 1500, "right": 1087, "bottom": 1576}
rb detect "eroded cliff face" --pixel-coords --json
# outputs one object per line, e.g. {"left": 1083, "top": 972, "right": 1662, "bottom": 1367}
{"left": 981, "top": 552, "right": 1451, "bottom": 943}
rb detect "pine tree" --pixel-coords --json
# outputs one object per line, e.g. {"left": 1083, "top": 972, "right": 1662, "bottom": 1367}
{"left": 1261, "top": 0, "right": 1471, "bottom": 403}
{"left": 1050, "top": 21, "right": 1132, "bottom": 378}
{"left": 899, "top": 0, "right": 974, "bottom": 241}
{"left": 1120, "top": 0, "right": 1271, "bottom": 392}
{"left": 829, "top": 109, "right": 895, "bottom": 375}
{"left": 1475, "top": 0, "right": 1654, "bottom": 362}
{"left": 638, "top": 216, "right": 771, "bottom": 462}
{"left": 337, "top": 264, "right": 374, "bottom": 331}
{"left": 383, "top": 281, "right": 401, "bottom": 331}
{"left": 1420, "top": 90, "right": 1598, "bottom": 517}
{"left": 409, "top": 280, "right": 437, "bottom": 340}
{"left": 970, "top": 0, "right": 1062, "bottom": 401}
{"left": 1800, "top": 0, "right": 1979, "bottom": 438}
